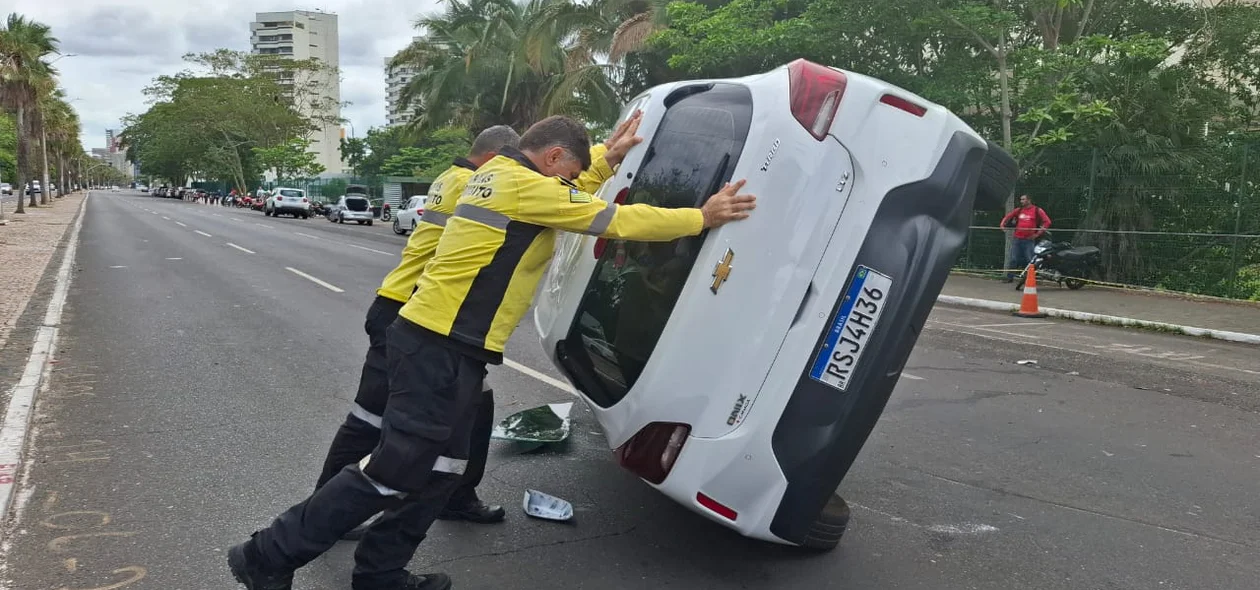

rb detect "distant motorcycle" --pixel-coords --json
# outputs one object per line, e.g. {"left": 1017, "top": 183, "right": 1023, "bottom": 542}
{"left": 1016, "top": 233, "right": 1102, "bottom": 290}
{"left": 381, "top": 203, "right": 392, "bottom": 222}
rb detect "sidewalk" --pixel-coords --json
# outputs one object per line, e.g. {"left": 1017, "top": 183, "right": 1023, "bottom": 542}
{"left": 0, "top": 193, "right": 88, "bottom": 351}
{"left": 940, "top": 274, "right": 1260, "bottom": 340}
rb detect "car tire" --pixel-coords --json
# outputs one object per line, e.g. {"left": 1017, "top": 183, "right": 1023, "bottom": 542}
{"left": 366, "top": 220, "right": 373, "bottom": 227}
{"left": 393, "top": 218, "right": 405, "bottom": 235}
{"left": 339, "top": 216, "right": 345, "bottom": 224}
{"left": 974, "top": 140, "right": 1019, "bottom": 211}
{"left": 800, "top": 493, "right": 850, "bottom": 551}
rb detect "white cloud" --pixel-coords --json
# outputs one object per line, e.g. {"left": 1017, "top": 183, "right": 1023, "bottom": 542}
{"left": 11, "top": 0, "right": 438, "bottom": 151}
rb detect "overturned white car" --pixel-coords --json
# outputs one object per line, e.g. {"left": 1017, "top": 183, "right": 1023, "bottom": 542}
{"left": 535, "top": 59, "right": 1017, "bottom": 550}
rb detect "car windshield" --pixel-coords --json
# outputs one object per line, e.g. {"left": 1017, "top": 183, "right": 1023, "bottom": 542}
{"left": 278, "top": 189, "right": 303, "bottom": 198}
{"left": 560, "top": 83, "right": 753, "bottom": 408}
{"left": 345, "top": 198, "right": 370, "bottom": 211}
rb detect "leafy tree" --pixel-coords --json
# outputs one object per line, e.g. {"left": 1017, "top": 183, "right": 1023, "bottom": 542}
{"left": 0, "top": 112, "right": 14, "bottom": 186}
{"left": 0, "top": 13, "right": 58, "bottom": 214}
{"left": 253, "top": 137, "right": 325, "bottom": 182}
{"left": 379, "top": 127, "right": 471, "bottom": 178}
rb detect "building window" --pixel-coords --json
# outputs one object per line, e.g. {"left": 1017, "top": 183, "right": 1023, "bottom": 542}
{"left": 295, "top": 22, "right": 305, "bottom": 29}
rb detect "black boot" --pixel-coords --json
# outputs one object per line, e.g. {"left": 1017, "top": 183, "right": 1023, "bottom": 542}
{"left": 437, "top": 499, "right": 505, "bottom": 524}
{"left": 227, "top": 541, "right": 294, "bottom": 590}
{"left": 354, "top": 571, "right": 451, "bottom": 590}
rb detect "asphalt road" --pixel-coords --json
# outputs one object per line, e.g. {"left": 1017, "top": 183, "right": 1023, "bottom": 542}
{"left": 2, "top": 191, "right": 1257, "bottom": 590}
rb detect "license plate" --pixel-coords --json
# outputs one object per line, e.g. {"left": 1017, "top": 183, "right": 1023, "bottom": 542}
{"left": 809, "top": 266, "right": 893, "bottom": 391}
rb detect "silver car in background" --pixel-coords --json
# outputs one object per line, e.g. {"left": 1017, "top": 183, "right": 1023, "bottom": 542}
{"left": 329, "top": 195, "right": 374, "bottom": 226}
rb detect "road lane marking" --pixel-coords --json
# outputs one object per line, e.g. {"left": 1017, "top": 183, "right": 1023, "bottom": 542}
{"left": 226, "top": 243, "right": 256, "bottom": 255}
{"left": 285, "top": 267, "right": 344, "bottom": 293}
{"left": 165, "top": 257, "right": 182, "bottom": 260}
{"left": 108, "top": 266, "right": 127, "bottom": 269}
{"left": 173, "top": 221, "right": 187, "bottom": 227}
{"left": 972, "top": 322, "right": 1055, "bottom": 328}
{"left": 902, "top": 373, "right": 925, "bottom": 380}
{"left": 161, "top": 216, "right": 170, "bottom": 220}
{"left": 502, "top": 359, "right": 576, "bottom": 395}
{"left": 926, "top": 321, "right": 1100, "bottom": 356}
{"left": 212, "top": 213, "right": 222, "bottom": 217}
{"left": 194, "top": 230, "right": 213, "bottom": 237}
{"left": 0, "top": 193, "right": 88, "bottom": 520}
{"left": 346, "top": 243, "right": 393, "bottom": 256}
{"left": 295, "top": 231, "right": 393, "bottom": 256}
{"left": 255, "top": 223, "right": 270, "bottom": 228}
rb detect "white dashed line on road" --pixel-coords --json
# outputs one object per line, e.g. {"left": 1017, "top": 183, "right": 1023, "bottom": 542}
{"left": 165, "top": 257, "right": 182, "bottom": 260}
{"left": 902, "top": 373, "right": 925, "bottom": 380}
{"left": 255, "top": 223, "right": 271, "bottom": 228}
{"left": 194, "top": 230, "right": 213, "bottom": 237}
{"left": 226, "top": 243, "right": 256, "bottom": 255}
{"left": 285, "top": 267, "right": 344, "bottom": 293}
{"left": 174, "top": 221, "right": 187, "bottom": 227}
{"left": 294, "top": 232, "right": 322, "bottom": 240}
{"left": 109, "top": 265, "right": 127, "bottom": 269}
{"left": 502, "top": 358, "right": 576, "bottom": 395}
{"left": 212, "top": 213, "right": 222, "bottom": 217}
{"left": 346, "top": 243, "right": 393, "bottom": 256}
{"left": 161, "top": 216, "right": 170, "bottom": 220}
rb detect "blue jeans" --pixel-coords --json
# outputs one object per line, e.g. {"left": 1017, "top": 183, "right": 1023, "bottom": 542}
{"left": 1007, "top": 238, "right": 1035, "bottom": 279}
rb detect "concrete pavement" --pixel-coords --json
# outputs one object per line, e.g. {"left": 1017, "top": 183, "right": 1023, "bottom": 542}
{"left": 0, "top": 191, "right": 1257, "bottom": 589}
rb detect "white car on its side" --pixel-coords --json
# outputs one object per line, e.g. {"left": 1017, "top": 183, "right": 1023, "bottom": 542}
{"left": 392, "top": 195, "right": 427, "bottom": 235}
{"left": 534, "top": 59, "right": 1015, "bottom": 551}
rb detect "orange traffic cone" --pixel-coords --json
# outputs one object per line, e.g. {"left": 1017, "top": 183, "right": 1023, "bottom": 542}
{"left": 1013, "top": 263, "right": 1048, "bottom": 318}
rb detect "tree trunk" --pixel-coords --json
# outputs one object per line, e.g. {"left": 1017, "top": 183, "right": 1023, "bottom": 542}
{"left": 59, "top": 156, "right": 68, "bottom": 198}
{"left": 40, "top": 126, "right": 52, "bottom": 205}
{"left": 15, "top": 105, "right": 28, "bottom": 214}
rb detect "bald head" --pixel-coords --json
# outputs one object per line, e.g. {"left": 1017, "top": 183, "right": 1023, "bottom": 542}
{"left": 469, "top": 125, "right": 521, "bottom": 166}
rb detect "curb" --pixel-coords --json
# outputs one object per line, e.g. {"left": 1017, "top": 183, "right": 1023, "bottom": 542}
{"left": 0, "top": 193, "right": 89, "bottom": 525}
{"left": 936, "top": 295, "right": 1260, "bottom": 346}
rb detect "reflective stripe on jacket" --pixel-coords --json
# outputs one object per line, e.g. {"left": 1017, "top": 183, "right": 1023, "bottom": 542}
{"left": 398, "top": 145, "right": 705, "bottom": 358}
{"left": 376, "top": 159, "right": 477, "bottom": 303}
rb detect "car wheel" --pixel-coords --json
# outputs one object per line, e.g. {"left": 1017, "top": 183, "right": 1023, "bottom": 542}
{"left": 800, "top": 493, "right": 850, "bottom": 551}
{"left": 366, "top": 220, "right": 373, "bottom": 227}
{"left": 393, "top": 218, "right": 405, "bottom": 235}
{"left": 974, "top": 140, "right": 1020, "bottom": 211}
{"left": 338, "top": 215, "right": 345, "bottom": 224}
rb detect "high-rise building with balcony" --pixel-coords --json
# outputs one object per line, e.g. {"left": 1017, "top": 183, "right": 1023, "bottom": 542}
{"left": 249, "top": 10, "right": 343, "bottom": 175}
{"left": 385, "top": 44, "right": 420, "bottom": 128}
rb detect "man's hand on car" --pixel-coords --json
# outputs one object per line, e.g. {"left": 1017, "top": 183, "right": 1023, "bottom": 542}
{"left": 701, "top": 179, "right": 756, "bottom": 229}
{"left": 604, "top": 111, "right": 645, "bottom": 169}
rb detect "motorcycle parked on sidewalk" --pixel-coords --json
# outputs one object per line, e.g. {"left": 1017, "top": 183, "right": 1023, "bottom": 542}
{"left": 1016, "top": 232, "right": 1103, "bottom": 290}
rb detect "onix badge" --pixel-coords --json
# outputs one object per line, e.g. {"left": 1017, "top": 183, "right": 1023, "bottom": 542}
{"left": 711, "top": 248, "right": 735, "bottom": 294}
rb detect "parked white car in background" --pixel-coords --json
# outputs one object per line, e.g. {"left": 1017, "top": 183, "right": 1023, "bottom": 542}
{"left": 265, "top": 187, "right": 311, "bottom": 218}
{"left": 392, "top": 195, "right": 426, "bottom": 235}
{"left": 534, "top": 59, "right": 1016, "bottom": 551}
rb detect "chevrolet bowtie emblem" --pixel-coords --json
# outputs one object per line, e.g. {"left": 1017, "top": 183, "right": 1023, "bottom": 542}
{"left": 711, "top": 248, "right": 735, "bottom": 294}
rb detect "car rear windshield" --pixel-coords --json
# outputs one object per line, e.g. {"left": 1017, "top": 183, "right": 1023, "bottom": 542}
{"left": 560, "top": 83, "right": 753, "bottom": 408}
{"left": 278, "top": 189, "right": 303, "bottom": 199}
{"left": 345, "top": 198, "right": 370, "bottom": 211}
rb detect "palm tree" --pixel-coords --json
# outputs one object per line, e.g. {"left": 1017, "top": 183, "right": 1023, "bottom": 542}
{"left": 392, "top": 0, "right": 622, "bottom": 133}
{"left": 0, "top": 13, "right": 58, "bottom": 214}
{"left": 41, "top": 91, "right": 78, "bottom": 199}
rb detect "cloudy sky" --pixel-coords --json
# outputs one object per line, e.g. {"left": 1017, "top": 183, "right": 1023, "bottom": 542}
{"left": 11, "top": 0, "right": 443, "bottom": 151}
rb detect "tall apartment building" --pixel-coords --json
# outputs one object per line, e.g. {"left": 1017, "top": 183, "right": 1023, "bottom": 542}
{"left": 249, "top": 10, "right": 344, "bottom": 175}
{"left": 105, "top": 128, "right": 132, "bottom": 177}
{"left": 385, "top": 41, "right": 421, "bottom": 128}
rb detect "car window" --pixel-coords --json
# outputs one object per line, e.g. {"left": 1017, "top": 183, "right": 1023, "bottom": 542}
{"left": 345, "top": 197, "right": 370, "bottom": 212}
{"left": 278, "top": 189, "right": 303, "bottom": 198}
{"left": 560, "top": 83, "right": 754, "bottom": 408}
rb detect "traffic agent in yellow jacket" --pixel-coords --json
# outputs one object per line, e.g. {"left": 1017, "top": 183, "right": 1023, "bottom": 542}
{"left": 375, "top": 144, "right": 612, "bottom": 304}
{"left": 398, "top": 145, "right": 704, "bottom": 359}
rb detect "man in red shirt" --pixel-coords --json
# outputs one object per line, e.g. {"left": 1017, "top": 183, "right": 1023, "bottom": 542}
{"left": 1000, "top": 194, "right": 1051, "bottom": 282}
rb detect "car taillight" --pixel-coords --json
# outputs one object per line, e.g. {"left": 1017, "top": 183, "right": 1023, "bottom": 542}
{"left": 696, "top": 492, "right": 738, "bottom": 521}
{"left": 787, "top": 59, "right": 847, "bottom": 140}
{"left": 593, "top": 187, "right": 630, "bottom": 258}
{"left": 302, "top": 197, "right": 308, "bottom": 203}
{"left": 879, "top": 93, "right": 927, "bottom": 117}
{"left": 615, "top": 422, "right": 690, "bottom": 485}
{"left": 277, "top": 196, "right": 283, "bottom": 201}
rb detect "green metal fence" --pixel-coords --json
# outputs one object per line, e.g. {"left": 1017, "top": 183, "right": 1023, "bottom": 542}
{"left": 961, "top": 144, "right": 1260, "bottom": 300}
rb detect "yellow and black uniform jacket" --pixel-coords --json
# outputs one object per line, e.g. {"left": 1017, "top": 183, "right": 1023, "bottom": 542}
{"left": 398, "top": 146, "right": 705, "bottom": 362}
{"left": 375, "top": 158, "right": 479, "bottom": 303}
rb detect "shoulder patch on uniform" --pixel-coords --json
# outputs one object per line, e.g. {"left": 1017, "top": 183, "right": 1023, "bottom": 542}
{"left": 569, "top": 188, "right": 591, "bottom": 204}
